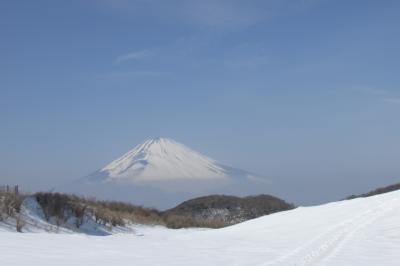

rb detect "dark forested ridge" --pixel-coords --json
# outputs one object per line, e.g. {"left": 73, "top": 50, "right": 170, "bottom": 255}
{"left": 165, "top": 194, "right": 295, "bottom": 226}
{"left": 346, "top": 182, "right": 400, "bottom": 200}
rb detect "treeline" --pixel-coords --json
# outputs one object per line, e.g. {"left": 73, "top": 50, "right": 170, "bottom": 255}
{"left": 34, "top": 192, "right": 225, "bottom": 229}
{"left": 346, "top": 183, "right": 400, "bottom": 200}
{"left": 0, "top": 190, "right": 295, "bottom": 232}
{"left": 166, "top": 194, "right": 295, "bottom": 225}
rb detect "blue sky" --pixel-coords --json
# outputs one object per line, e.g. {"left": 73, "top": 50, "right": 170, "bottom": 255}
{"left": 1, "top": 0, "right": 400, "bottom": 204}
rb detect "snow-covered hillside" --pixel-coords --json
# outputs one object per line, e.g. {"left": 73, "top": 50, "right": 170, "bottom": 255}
{"left": 64, "top": 138, "right": 268, "bottom": 209}
{"left": 1, "top": 189, "right": 399, "bottom": 265}
{"left": 0, "top": 196, "right": 134, "bottom": 235}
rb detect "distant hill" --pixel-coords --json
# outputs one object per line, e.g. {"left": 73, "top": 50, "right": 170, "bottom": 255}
{"left": 346, "top": 182, "right": 400, "bottom": 200}
{"left": 165, "top": 194, "right": 295, "bottom": 226}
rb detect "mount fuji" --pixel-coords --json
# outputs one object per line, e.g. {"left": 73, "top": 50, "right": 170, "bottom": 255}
{"left": 85, "top": 137, "right": 257, "bottom": 183}
{"left": 64, "top": 138, "right": 269, "bottom": 209}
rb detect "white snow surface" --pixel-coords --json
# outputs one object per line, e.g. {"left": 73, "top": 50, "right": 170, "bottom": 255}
{"left": 1, "top": 190, "right": 400, "bottom": 265}
{"left": 86, "top": 137, "right": 251, "bottom": 183}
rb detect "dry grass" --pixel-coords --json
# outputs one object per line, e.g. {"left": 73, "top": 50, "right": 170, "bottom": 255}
{"left": 34, "top": 192, "right": 219, "bottom": 229}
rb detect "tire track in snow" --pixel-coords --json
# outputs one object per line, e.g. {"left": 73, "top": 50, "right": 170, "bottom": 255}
{"left": 304, "top": 198, "right": 399, "bottom": 266}
{"left": 259, "top": 197, "right": 399, "bottom": 266}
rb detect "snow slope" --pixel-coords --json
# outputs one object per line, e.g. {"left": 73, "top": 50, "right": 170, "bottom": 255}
{"left": 1, "top": 190, "right": 399, "bottom": 265}
{"left": 0, "top": 197, "right": 134, "bottom": 235}
{"left": 85, "top": 137, "right": 255, "bottom": 183}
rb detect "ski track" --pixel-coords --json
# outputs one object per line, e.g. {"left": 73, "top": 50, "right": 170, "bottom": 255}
{"left": 260, "top": 196, "right": 399, "bottom": 266}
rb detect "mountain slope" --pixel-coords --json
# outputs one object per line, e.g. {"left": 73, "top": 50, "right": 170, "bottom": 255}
{"left": 84, "top": 137, "right": 255, "bottom": 183}
{"left": 65, "top": 138, "right": 268, "bottom": 209}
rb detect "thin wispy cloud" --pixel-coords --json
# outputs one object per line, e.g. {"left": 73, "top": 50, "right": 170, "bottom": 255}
{"left": 95, "top": 0, "right": 272, "bottom": 32}
{"left": 180, "top": 0, "right": 268, "bottom": 31}
{"left": 109, "top": 71, "right": 167, "bottom": 78}
{"left": 355, "top": 86, "right": 400, "bottom": 105}
{"left": 94, "top": 0, "right": 323, "bottom": 33}
{"left": 115, "top": 50, "right": 153, "bottom": 63}
{"left": 354, "top": 86, "right": 390, "bottom": 96}
{"left": 383, "top": 98, "right": 400, "bottom": 105}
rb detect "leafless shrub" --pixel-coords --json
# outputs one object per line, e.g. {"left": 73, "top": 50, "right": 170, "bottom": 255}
{"left": 35, "top": 193, "right": 129, "bottom": 228}
{"left": 35, "top": 193, "right": 69, "bottom": 222}
{"left": 16, "top": 215, "right": 25, "bottom": 232}
{"left": 0, "top": 189, "right": 26, "bottom": 232}
{"left": 0, "top": 190, "right": 24, "bottom": 220}
{"left": 163, "top": 213, "right": 225, "bottom": 229}
{"left": 73, "top": 204, "right": 87, "bottom": 228}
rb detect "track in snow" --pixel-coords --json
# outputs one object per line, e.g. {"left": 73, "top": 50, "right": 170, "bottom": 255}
{"left": 260, "top": 197, "right": 399, "bottom": 266}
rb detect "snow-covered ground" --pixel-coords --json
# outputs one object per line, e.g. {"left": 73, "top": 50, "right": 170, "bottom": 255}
{"left": 1, "top": 190, "right": 399, "bottom": 266}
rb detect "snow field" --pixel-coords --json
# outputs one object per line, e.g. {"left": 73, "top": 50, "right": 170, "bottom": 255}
{"left": 1, "top": 190, "right": 399, "bottom": 265}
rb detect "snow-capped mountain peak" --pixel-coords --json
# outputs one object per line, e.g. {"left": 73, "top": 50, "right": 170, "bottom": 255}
{"left": 66, "top": 137, "right": 267, "bottom": 208}
{"left": 89, "top": 137, "right": 233, "bottom": 183}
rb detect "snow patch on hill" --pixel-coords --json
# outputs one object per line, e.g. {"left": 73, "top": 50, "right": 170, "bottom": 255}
{"left": 0, "top": 197, "right": 134, "bottom": 235}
